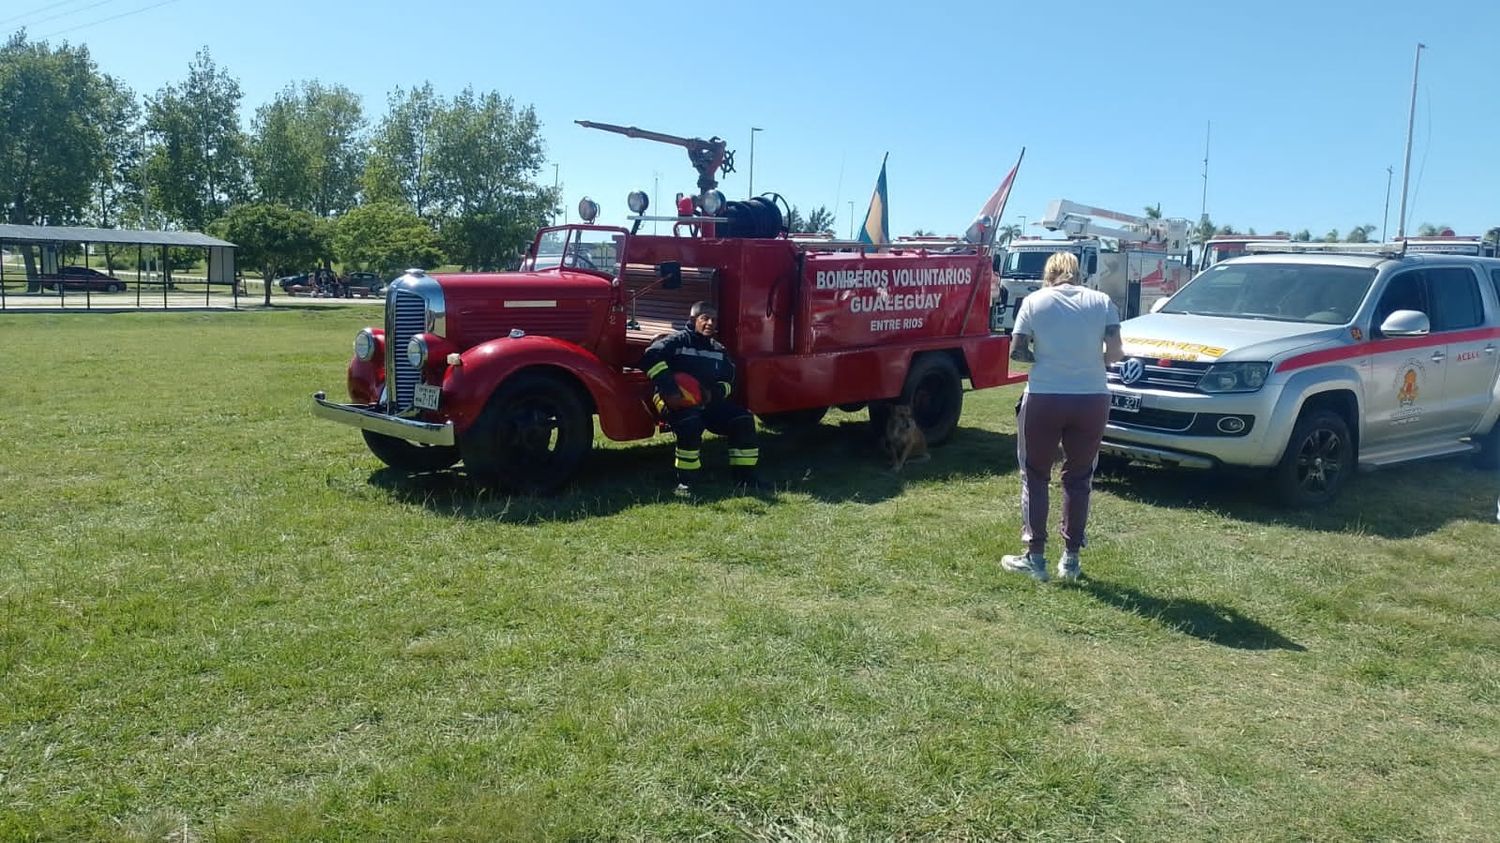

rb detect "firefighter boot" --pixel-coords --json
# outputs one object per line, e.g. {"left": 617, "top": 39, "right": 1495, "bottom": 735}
{"left": 731, "top": 466, "right": 770, "bottom": 493}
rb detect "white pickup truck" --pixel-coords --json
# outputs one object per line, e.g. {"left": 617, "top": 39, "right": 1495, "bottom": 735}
{"left": 1100, "top": 246, "right": 1500, "bottom": 506}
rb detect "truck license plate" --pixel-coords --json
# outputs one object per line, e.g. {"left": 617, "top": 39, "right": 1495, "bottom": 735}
{"left": 1110, "top": 392, "right": 1141, "bottom": 413}
{"left": 413, "top": 383, "right": 441, "bottom": 411}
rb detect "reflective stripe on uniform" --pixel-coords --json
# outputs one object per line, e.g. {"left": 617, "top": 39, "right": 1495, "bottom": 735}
{"left": 675, "top": 348, "right": 725, "bottom": 360}
{"left": 647, "top": 361, "right": 670, "bottom": 378}
{"left": 719, "top": 380, "right": 732, "bottom": 398}
{"left": 675, "top": 448, "right": 701, "bottom": 470}
{"left": 727, "top": 447, "right": 758, "bottom": 467}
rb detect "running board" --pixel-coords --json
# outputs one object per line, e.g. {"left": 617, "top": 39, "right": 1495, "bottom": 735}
{"left": 1358, "top": 440, "right": 1476, "bottom": 471}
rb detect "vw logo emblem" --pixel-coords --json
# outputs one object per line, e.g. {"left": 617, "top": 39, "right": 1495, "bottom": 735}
{"left": 1120, "top": 358, "right": 1145, "bottom": 385}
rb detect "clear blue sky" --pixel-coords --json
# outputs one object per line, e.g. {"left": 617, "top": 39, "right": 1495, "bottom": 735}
{"left": 10, "top": 0, "right": 1499, "bottom": 238}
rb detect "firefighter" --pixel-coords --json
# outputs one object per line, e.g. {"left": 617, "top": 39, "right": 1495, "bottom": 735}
{"left": 641, "top": 301, "right": 765, "bottom": 494}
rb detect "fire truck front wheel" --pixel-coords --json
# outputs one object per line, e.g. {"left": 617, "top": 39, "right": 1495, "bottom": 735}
{"left": 870, "top": 354, "right": 964, "bottom": 446}
{"left": 460, "top": 372, "right": 593, "bottom": 494}
{"left": 361, "top": 430, "right": 460, "bottom": 473}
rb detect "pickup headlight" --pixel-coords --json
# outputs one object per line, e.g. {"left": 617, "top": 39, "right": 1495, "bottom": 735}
{"left": 1198, "top": 362, "right": 1271, "bottom": 393}
{"left": 406, "top": 335, "right": 429, "bottom": 369}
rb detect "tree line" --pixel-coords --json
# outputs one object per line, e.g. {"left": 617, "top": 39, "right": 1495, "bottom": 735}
{"left": 0, "top": 32, "right": 556, "bottom": 298}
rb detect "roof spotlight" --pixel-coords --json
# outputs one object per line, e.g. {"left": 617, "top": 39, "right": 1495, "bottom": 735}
{"left": 577, "top": 196, "right": 600, "bottom": 223}
{"left": 627, "top": 191, "right": 650, "bottom": 214}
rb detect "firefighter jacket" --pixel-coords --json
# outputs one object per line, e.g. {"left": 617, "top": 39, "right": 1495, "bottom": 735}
{"left": 641, "top": 328, "right": 735, "bottom": 403}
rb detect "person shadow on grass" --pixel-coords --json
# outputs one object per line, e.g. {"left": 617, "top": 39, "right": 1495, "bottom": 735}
{"left": 1074, "top": 579, "right": 1305, "bottom": 652}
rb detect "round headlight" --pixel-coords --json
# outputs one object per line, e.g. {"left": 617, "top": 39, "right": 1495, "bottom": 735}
{"left": 577, "top": 196, "right": 600, "bottom": 223}
{"left": 406, "top": 335, "right": 429, "bottom": 369}
{"left": 353, "top": 329, "right": 377, "bottom": 362}
{"left": 627, "top": 190, "right": 650, "bottom": 214}
{"left": 700, "top": 189, "right": 725, "bottom": 215}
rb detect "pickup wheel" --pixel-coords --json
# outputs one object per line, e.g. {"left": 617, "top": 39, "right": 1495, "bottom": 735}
{"left": 460, "top": 372, "right": 592, "bottom": 495}
{"left": 1272, "top": 409, "right": 1352, "bottom": 507}
{"left": 1473, "top": 421, "right": 1500, "bottom": 470}
{"left": 361, "top": 430, "right": 460, "bottom": 472}
{"left": 757, "top": 407, "right": 828, "bottom": 432}
{"left": 870, "top": 354, "right": 964, "bottom": 446}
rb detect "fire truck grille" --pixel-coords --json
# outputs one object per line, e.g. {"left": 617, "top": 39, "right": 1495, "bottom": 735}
{"left": 387, "top": 290, "right": 427, "bottom": 411}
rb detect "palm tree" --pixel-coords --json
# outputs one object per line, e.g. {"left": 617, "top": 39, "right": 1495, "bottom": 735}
{"left": 1323, "top": 228, "right": 1340, "bottom": 242}
{"left": 1345, "top": 225, "right": 1376, "bottom": 243}
{"left": 995, "top": 224, "right": 1022, "bottom": 246}
{"left": 1144, "top": 204, "right": 1162, "bottom": 220}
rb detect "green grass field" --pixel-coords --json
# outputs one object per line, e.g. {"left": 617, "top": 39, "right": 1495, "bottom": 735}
{"left": 1, "top": 309, "right": 1496, "bottom": 841}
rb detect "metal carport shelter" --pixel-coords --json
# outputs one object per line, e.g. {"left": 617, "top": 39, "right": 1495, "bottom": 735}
{"left": 0, "top": 224, "right": 239, "bottom": 311}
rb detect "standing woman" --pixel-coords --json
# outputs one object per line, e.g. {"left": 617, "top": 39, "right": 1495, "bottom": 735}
{"left": 1001, "top": 251, "right": 1124, "bottom": 582}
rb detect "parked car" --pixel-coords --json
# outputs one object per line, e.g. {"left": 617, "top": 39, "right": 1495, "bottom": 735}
{"left": 345, "top": 271, "right": 384, "bottom": 297}
{"left": 276, "top": 273, "right": 311, "bottom": 293}
{"left": 1099, "top": 244, "right": 1500, "bottom": 507}
{"left": 45, "top": 266, "right": 125, "bottom": 292}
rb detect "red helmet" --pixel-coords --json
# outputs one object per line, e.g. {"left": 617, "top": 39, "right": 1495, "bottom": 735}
{"left": 672, "top": 372, "right": 705, "bottom": 406}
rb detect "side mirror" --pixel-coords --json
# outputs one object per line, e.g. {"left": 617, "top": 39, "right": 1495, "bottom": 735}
{"left": 1379, "top": 309, "right": 1430, "bottom": 337}
{"left": 657, "top": 261, "right": 682, "bottom": 290}
{"left": 1149, "top": 297, "right": 1170, "bottom": 314}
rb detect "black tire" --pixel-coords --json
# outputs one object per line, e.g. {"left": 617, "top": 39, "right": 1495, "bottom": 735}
{"left": 870, "top": 354, "right": 964, "bottom": 446}
{"left": 460, "top": 372, "right": 592, "bottom": 494}
{"left": 107, "top": 283, "right": 122, "bottom": 292}
{"left": 1272, "top": 409, "right": 1353, "bottom": 507}
{"left": 1094, "top": 453, "right": 1132, "bottom": 476}
{"left": 361, "top": 430, "right": 460, "bottom": 472}
{"left": 757, "top": 407, "right": 828, "bottom": 432}
{"left": 1473, "top": 421, "right": 1500, "bottom": 470}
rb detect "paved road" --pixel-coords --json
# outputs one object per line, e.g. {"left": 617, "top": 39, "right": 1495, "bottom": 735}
{"left": 0, "top": 290, "right": 383, "bottom": 312}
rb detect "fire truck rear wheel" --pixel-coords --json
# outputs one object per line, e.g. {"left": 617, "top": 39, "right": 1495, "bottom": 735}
{"left": 361, "top": 430, "right": 461, "bottom": 472}
{"left": 870, "top": 354, "right": 964, "bottom": 446}
{"left": 460, "top": 372, "right": 593, "bottom": 495}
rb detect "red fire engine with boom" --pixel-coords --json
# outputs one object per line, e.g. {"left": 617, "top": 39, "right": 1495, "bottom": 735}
{"left": 312, "top": 121, "right": 1025, "bottom": 493}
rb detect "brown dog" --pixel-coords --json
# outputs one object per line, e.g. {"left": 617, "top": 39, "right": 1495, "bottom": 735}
{"left": 884, "top": 404, "right": 929, "bottom": 471}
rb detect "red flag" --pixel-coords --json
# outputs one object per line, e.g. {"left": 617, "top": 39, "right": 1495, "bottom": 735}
{"left": 971, "top": 148, "right": 1025, "bottom": 246}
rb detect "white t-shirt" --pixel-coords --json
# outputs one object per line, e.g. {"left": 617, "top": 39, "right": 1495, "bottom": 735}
{"left": 1012, "top": 284, "right": 1120, "bottom": 395}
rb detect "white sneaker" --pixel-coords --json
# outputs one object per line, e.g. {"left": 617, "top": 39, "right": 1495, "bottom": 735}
{"left": 1000, "top": 552, "right": 1049, "bottom": 582}
{"left": 1057, "top": 551, "right": 1081, "bottom": 582}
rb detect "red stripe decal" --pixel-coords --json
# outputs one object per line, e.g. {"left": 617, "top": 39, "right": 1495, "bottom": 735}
{"left": 1277, "top": 326, "right": 1500, "bottom": 373}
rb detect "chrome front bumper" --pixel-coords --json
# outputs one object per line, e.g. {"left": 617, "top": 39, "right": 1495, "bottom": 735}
{"left": 312, "top": 391, "right": 455, "bottom": 446}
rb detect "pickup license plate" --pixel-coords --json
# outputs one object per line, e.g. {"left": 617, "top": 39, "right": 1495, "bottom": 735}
{"left": 1111, "top": 391, "right": 1142, "bottom": 413}
{"left": 413, "top": 383, "right": 441, "bottom": 411}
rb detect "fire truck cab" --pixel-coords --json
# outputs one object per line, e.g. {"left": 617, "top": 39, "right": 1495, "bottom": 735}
{"left": 312, "top": 123, "right": 1025, "bottom": 493}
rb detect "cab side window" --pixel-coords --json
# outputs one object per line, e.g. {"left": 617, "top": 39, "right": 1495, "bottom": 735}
{"left": 1426, "top": 267, "right": 1483, "bottom": 332}
{"left": 1490, "top": 268, "right": 1500, "bottom": 317}
{"left": 1372, "top": 271, "right": 1426, "bottom": 333}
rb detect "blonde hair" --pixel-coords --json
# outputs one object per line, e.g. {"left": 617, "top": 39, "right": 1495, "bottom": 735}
{"left": 1043, "top": 251, "right": 1080, "bottom": 286}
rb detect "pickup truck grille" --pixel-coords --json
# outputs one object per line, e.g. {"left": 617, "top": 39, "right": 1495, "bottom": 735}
{"left": 1108, "top": 357, "right": 1212, "bottom": 392}
{"left": 386, "top": 290, "right": 427, "bottom": 412}
{"left": 1109, "top": 407, "right": 1196, "bottom": 432}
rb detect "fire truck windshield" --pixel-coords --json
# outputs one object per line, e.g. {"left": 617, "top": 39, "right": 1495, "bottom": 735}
{"left": 532, "top": 228, "right": 624, "bottom": 275}
{"left": 1002, "top": 248, "right": 1063, "bottom": 279}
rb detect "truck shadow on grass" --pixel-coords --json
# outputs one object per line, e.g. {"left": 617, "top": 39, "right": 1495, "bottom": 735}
{"left": 366, "top": 419, "right": 1018, "bottom": 523}
{"left": 1077, "top": 579, "right": 1306, "bottom": 651}
{"left": 1094, "top": 458, "right": 1492, "bottom": 539}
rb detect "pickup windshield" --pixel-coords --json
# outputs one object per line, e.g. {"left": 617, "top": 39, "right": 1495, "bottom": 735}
{"left": 1163, "top": 262, "right": 1376, "bottom": 323}
{"left": 532, "top": 228, "right": 624, "bottom": 275}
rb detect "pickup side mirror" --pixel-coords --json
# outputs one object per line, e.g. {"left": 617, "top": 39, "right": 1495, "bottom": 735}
{"left": 1149, "top": 297, "right": 1170, "bottom": 314}
{"left": 1379, "top": 309, "right": 1430, "bottom": 337}
{"left": 657, "top": 261, "right": 682, "bottom": 290}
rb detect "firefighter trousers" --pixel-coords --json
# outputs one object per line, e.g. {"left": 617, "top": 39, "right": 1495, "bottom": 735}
{"left": 667, "top": 400, "right": 758, "bottom": 477}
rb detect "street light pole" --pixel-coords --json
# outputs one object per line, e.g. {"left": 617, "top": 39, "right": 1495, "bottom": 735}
{"left": 848, "top": 201, "right": 855, "bottom": 239}
{"left": 1396, "top": 43, "right": 1425, "bottom": 240}
{"left": 748, "top": 127, "right": 763, "bottom": 197}
{"left": 552, "top": 163, "right": 560, "bottom": 226}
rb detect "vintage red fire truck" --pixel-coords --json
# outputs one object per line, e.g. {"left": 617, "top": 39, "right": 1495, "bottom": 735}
{"left": 312, "top": 122, "right": 1025, "bottom": 492}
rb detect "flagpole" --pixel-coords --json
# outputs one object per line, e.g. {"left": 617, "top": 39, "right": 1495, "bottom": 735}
{"left": 1396, "top": 42, "right": 1425, "bottom": 240}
